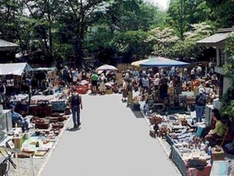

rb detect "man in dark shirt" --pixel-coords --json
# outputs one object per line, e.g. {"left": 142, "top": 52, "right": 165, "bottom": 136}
{"left": 68, "top": 89, "right": 83, "bottom": 128}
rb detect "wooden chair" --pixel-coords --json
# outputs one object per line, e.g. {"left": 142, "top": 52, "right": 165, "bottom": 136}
{"left": 216, "top": 126, "right": 230, "bottom": 147}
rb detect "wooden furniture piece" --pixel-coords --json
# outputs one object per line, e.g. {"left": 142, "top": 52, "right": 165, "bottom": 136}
{"left": 216, "top": 126, "right": 230, "bottom": 147}
{"left": 211, "top": 147, "right": 225, "bottom": 161}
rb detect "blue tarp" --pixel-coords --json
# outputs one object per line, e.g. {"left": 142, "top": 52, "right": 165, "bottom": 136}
{"left": 140, "top": 56, "right": 189, "bottom": 67}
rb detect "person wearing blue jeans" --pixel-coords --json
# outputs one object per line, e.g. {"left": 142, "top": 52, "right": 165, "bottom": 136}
{"left": 68, "top": 89, "right": 83, "bottom": 128}
{"left": 71, "top": 106, "right": 81, "bottom": 128}
{"left": 195, "top": 105, "right": 205, "bottom": 122}
{"left": 195, "top": 88, "right": 206, "bottom": 122}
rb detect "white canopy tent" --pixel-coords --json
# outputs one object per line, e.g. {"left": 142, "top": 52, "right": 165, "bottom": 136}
{"left": 30, "top": 67, "right": 57, "bottom": 72}
{"left": 0, "top": 62, "right": 32, "bottom": 76}
{"left": 0, "top": 39, "right": 18, "bottom": 51}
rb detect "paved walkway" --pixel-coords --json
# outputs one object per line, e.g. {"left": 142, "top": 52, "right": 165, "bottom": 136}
{"left": 40, "top": 94, "right": 180, "bottom": 176}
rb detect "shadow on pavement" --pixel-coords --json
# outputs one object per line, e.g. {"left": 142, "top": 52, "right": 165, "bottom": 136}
{"left": 66, "top": 127, "right": 81, "bottom": 132}
{"left": 131, "top": 109, "right": 144, "bottom": 119}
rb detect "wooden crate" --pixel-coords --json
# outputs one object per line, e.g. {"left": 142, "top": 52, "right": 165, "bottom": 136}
{"left": 211, "top": 147, "right": 225, "bottom": 161}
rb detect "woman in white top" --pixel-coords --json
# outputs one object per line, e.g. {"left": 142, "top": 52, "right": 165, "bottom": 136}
{"left": 154, "top": 74, "right": 160, "bottom": 90}
{"left": 71, "top": 68, "right": 78, "bottom": 84}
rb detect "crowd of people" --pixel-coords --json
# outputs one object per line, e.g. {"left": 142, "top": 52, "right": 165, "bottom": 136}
{"left": 117, "top": 64, "right": 234, "bottom": 153}
{"left": 0, "top": 64, "right": 120, "bottom": 130}
{"left": 0, "top": 62, "right": 233, "bottom": 151}
{"left": 119, "top": 64, "right": 219, "bottom": 115}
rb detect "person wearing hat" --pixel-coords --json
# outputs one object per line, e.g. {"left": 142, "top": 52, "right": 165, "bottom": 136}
{"left": 195, "top": 88, "right": 206, "bottom": 122}
{"left": 10, "top": 105, "right": 29, "bottom": 131}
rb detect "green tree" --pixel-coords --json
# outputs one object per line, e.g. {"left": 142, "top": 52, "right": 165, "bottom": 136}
{"left": 86, "top": 0, "right": 161, "bottom": 62}
{"left": 223, "top": 33, "right": 234, "bottom": 82}
{"left": 173, "top": 22, "right": 213, "bottom": 60}
{"left": 0, "top": 0, "right": 24, "bottom": 41}
{"left": 54, "top": 0, "right": 112, "bottom": 65}
{"left": 205, "top": 0, "right": 234, "bottom": 28}
{"left": 146, "top": 22, "right": 213, "bottom": 60}
{"left": 167, "top": 0, "right": 211, "bottom": 40}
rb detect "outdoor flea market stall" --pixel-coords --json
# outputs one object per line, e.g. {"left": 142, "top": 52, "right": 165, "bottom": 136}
{"left": 0, "top": 63, "right": 72, "bottom": 175}
{"left": 0, "top": 63, "right": 32, "bottom": 96}
{"left": 0, "top": 97, "right": 71, "bottom": 176}
{"left": 128, "top": 56, "right": 229, "bottom": 175}
{"left": 141, "top": 93, "right": 232, "bottom": 175}
{"left": 145, "top": 109, "right": 229, "bottom": 176}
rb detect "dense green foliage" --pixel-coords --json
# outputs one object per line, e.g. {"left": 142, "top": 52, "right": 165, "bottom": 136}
{"left": 167, "top": 0, "right": 212, "bottom": 40}
{"left": 220, "top": 33, "right": 234, "bottom": 122}
{"left": 205, "top": 0, "right": 234, "bottom": 28}
{"left": 0, "top": 0, "right": 233, "bottom": 67}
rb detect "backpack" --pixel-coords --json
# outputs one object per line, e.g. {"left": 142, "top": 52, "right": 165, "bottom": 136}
{"left": 197, "top": 93, "right": 206, "bottom": 105}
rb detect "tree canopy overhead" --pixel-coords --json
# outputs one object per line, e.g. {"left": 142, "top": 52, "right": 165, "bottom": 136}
{"left": 0, "top": 0, "right": 233, "bottom": 66}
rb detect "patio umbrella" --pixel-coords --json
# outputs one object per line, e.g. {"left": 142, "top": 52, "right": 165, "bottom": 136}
{"left": 96, "top": 64, "right": 117, "bottom": 71}
{"left": 140, "top": 56, "right": 189, "bottom": 67}
{"left": 131, "top": 59, "right": 150, "bottom": 67}
{"left": 79, "top": 80, "right": 89, "bottom": 85}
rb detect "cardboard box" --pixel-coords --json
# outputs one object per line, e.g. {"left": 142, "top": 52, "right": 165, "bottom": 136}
{"left": 211, "top": 147, "right": 225, "bottom": 161}
{"left": 105, "top": 89, "right": 113, "bottom": 94}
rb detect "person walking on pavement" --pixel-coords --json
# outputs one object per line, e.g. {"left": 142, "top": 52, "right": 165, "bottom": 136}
{"left": 68, "top": 88, "right": 83, "bottom": 128}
